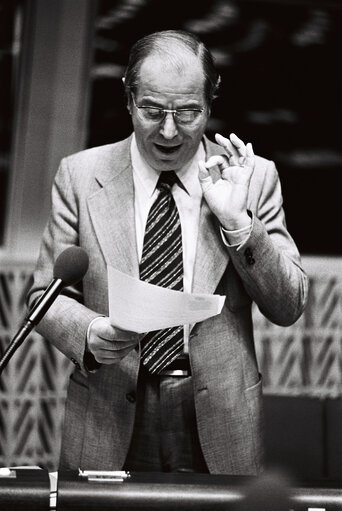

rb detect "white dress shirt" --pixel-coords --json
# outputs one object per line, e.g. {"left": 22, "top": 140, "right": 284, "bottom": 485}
{"left": 87, "top": 136, "right": 252, "bottom": 351}
{"left": 130, "top": 135, "right": 251, "bottom": 351}
{"left": 131, "top": 134, "right": 204, "bottom": 295}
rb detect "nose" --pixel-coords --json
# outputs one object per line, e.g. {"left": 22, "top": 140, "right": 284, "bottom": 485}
{"left": 160, "top": 112, "right": 178, "bottom": 140}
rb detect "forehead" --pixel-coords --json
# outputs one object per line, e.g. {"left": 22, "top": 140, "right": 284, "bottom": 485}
{"left": 136, "top": 53, "right": 206, "bottom": 103}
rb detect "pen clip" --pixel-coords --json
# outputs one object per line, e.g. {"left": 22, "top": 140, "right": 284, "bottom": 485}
{"left": 78, "top": 469, "right": 131, "bottom": 482}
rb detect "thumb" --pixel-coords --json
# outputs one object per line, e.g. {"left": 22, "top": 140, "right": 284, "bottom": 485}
{"left": 114, "top": 326, "right": 142, "bottom": 342}
{"left": 198, "top": 161, "right": 213, "bottom": 193}
{"left": 245, "top": 142, "right": 255, "bottom": 167}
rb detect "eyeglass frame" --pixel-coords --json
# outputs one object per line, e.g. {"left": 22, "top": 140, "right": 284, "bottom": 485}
{"left": 131, "top": 94, "right": 206, "bottom": 125}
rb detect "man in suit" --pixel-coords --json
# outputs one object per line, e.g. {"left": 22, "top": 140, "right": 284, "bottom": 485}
{"left": 28, "top": 30, "right": 308, "bottom": 475}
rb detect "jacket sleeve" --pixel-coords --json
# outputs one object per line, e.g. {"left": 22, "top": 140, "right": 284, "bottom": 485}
{"left": 226, "top": 159, "right": 308, "bottom": 326}
{"left": 27, "top": 157, "right": 100, "bottom": 375}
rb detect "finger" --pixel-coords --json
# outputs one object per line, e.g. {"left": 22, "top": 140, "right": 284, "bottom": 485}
{"left": 96, "top": 353, "right": 128, "bottom": 364}
{"left": 229, "top": 155, "right": 239, "bottom": 166}
{"left": 97, "top": 339, "right": 138, "bottom": 351}
{"left": 90, "top": 317, "right": 140, "bottom": 342}
{"left": 98, "top": 358, "right": 116, "bottom": 365}
{"left": 203, "top": 155, "right": 227, "bottom": 169}
{"left": 215, "top": 133, "right": 239, "bottom": 159}
{"left": 94, "top": 345, "right": 136, "bottom": 363}
{"left": 93, "top": 330, "right": 141, "bottom": 353}
{"left": 245, "top": 142, "right": 255, "bottom": 167}
{"left": 215, "top": 133, "right": 242, "bottom": 166}
{"left": 216, "top": 135, "right": 240, "bottom": 165}
{"left": 114, "top": 327, "right": 141, "bottom": 341}
{"left": 90, "top": 317, "right": 118, "bottom": 341}
{"left": 215, "top": 133, "right": 231, "bottom": 151}
{"left": 97, "top": 325, "right": 141, "bottom": 343}
{"left": 98, "top": 333, "right": 139, "bottom": 342}
{"left": 230, "top": 133, "right": 247, "bottom": 158}
{"left": 198, "top": 160, "right": 210, "bottom": 178}
{"left": 98, "top": 334, "right": 116, "bottom": 342}
{"left": 198, "top": 160, "right": 214, "bottom": 194}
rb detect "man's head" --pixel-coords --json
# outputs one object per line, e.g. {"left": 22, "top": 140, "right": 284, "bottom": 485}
{"left": 123, "top": 30, "right": 220, "bottom": 172}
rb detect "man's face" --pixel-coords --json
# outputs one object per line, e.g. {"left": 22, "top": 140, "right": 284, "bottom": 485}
{"left": 129, "top": 54, "right": 210, "bottom": 172}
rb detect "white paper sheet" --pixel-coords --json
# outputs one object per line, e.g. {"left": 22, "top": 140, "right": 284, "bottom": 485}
{"left": 108, "top": 265, "right": 225, "bottom": 333}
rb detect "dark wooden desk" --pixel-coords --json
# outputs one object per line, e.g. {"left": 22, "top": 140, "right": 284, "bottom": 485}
{"left": 57, "top": 471, "right": 342, "bottom": 511}
{"left": 1, "top": 469, "right": 341, "bottom": 510}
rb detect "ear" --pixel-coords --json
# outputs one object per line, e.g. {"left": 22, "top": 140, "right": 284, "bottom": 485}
{"left": 122, "top": 76, "right": 132, "bottom": 114}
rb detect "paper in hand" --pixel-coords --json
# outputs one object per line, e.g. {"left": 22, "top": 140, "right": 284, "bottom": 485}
{"left": 107, "top": 265, "right": 225, "bottom": 333}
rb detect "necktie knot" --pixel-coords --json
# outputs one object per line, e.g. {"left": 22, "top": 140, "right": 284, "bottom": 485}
{"left": 157, "top": 171, "right": 179, "bottom": 191}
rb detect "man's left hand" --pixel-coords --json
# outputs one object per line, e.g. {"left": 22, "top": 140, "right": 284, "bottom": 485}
{"left": 198, "top": 133, "right": 254, "bottom": 230}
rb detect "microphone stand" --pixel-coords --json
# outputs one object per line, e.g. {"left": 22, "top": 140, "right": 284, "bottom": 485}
{"left": 0, "top": 279, "right": 63, "bottom": 375}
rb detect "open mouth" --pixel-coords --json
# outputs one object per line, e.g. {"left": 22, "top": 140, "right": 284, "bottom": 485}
{"left": 154, "top": 143, "right": 181, "bottom": 154}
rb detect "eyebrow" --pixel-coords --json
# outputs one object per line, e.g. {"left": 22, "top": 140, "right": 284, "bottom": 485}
{"left": 140, "top": 97, "right": 203, "bottom": 109}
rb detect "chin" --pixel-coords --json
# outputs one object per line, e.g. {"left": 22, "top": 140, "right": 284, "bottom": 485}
{"left": 154, "top": 161, "right": 180, "bottom": 172}
{"left": 146, "top": 153, "right": 181, "bottom": 172}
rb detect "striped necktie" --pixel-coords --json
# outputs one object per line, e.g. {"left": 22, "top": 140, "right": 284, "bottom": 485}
{"left": 139, "top": 171, "right": 184, "bottom": 374}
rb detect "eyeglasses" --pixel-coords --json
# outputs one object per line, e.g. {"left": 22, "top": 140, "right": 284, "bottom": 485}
{"left": 131, "top": 94, "right": 205, "bottom": 125}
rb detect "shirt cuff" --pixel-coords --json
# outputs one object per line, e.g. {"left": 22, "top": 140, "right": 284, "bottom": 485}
{"left": 220, "top": 222, "right": 252, "bottom": 249}
{"left": 84, "top": 316, "right": 104, "bottom": 372}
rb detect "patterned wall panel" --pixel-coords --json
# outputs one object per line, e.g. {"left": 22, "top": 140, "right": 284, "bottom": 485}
{"left": 254, "top": 275, "right": 342, "bottom": 397}
{"left": 0, "top": 263, "right": 72, "bottom": 470}
{"left": 0, "top": 260, "right": 341, "bottom": 468}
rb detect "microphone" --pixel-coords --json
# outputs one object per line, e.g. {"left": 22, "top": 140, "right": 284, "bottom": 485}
{"left": 0, "top": 246, "right": 89, "bottom": 375}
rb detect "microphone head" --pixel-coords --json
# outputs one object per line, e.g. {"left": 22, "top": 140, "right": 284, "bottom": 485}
{"left": 53, "top": 246, "right": 89, "bottom": 285}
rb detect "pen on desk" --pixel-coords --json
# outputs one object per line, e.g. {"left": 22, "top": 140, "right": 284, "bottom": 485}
{"left": 78, "top": 469, "right": 130, "bottom": 481}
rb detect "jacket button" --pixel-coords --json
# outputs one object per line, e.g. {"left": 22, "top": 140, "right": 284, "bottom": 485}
{"left": 71, "top": 357, "right": 81, "bottom": 369}
{"left": 126, "top": 392, "right": 136, "bottom": 403}
{"left": 244, "top": 248, "right": 255, "bottom": 265}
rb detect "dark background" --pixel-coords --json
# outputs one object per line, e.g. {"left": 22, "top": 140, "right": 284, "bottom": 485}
{"left": 87, "top": 0, "right": 342, "bottom": 256}
{"left": 0, "top": 1, "right": 20, "bottom": 245}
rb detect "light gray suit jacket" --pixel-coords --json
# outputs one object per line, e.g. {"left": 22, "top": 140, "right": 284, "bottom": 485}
{"left": 28, "top": 134, "right": 308, "bottom": 474}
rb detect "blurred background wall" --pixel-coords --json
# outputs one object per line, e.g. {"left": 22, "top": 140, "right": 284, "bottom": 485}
{"left": 0, "top": 0, "right": 341, "bottom": 479}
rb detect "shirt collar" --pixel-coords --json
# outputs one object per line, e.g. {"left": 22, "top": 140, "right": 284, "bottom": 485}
{"left": 130, "top": 133, "right": 205, "bottom": 197}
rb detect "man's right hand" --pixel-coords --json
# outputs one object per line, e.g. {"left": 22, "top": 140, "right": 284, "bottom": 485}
{"left": 87, "top": 317, "right": 142, "bottom": 364}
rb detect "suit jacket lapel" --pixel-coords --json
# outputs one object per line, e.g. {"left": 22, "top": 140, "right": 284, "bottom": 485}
{"left": 192, "top": 136, "right": 230, "bottom": 294}
{"left": 87, "top": 136, "right": 140, "bottom": 278}
{"left": 87, "top": 134, "right": 230, "bottom": 291}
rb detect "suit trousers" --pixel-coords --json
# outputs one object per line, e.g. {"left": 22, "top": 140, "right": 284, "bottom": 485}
{"left": 123, "top": 366, "right": 208, "bottom": 473}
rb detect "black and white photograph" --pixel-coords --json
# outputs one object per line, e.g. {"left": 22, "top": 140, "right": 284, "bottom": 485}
{"left": 0, "top": 0, "right": 341, "bottom": 509}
